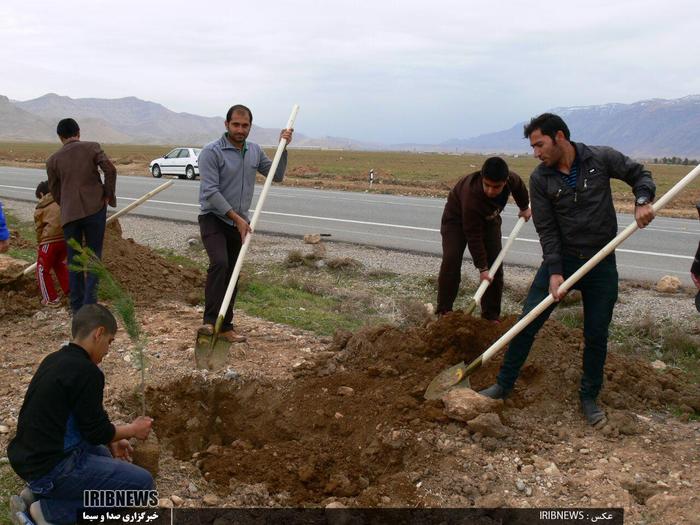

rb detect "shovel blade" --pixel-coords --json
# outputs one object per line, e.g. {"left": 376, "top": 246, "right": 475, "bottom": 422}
{"left": 194, "top": 330, "right": 231, "bottom": 370}
{"left": 424, "top": 361, "right": 470, "bottom": 400}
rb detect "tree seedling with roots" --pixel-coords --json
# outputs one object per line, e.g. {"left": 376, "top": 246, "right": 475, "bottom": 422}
{"left": 68, "top": 239, "right": 148, "bottom": 415}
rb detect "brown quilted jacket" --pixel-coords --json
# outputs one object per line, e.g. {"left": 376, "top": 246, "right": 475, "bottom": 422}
{"left": 34, "top": 194, "right": 64, "bottom": 244}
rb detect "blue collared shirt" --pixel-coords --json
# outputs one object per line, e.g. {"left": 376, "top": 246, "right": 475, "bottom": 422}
{"left": 198, "top": 133, "right": 287, "bottom": 224}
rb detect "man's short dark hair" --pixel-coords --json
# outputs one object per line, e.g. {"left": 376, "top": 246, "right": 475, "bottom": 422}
{"left": 56, "top": 118, "right": 80, "bottom": 139}
{"left": 481, "top": 157, "right": 509, "bottom": 182}
{"left": 226, "top": 105, "right": 253, "bottom": 123}
{"left": 523, "top": 113, "right": 570, "bottom": 141}
{"left": 35, "top": 180, "right": 50, "bottom": 199}
{"left": 72, "top": 304, "right": 117, "bottom": 339}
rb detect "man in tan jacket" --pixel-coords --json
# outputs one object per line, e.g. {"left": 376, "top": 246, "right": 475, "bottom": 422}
{"left": 34, "top": 181, "right": 69, "bottom": 307}
{"left": 47, "top": 118, "right": 117, "bottom": 313}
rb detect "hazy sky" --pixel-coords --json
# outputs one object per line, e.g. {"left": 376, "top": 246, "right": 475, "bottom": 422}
{"left": 1, "top": 0, "right": 698, "bottom": 143}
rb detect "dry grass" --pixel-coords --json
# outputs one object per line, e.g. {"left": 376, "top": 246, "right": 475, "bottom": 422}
{"left": 1, "top": 142, "right": 698, "bottom": 216}
{"left": 610, "top": 315, "right": 700, "bottom": 381}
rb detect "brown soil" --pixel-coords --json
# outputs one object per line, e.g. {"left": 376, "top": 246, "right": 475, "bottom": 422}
{"left": 101, "top": 221, "right": 204, "bottom": 306}
{"left": 132, "top": 432, "right": 161, "bottom": 477}
{"left": 144, "top": 312, "right": 699, "bottom": 514}
{"left": 0, "top": 220, "right": 204, "bottom": 318}
{"left": 1, "top": 233, "right": 698, "bottom": 523}
{"left": 146, "top": 316, "right": 508, "bottom": 506}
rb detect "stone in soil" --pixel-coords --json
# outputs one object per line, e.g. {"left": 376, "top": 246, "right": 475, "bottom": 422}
{"left": 466, "top": 413, "right": 509, "bottom": 438}
{"left": 442, "top": 388, "right": 504, "bottom": 422}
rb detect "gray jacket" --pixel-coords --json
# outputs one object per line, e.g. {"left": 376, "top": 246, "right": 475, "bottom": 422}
{"left": 530, "top": 142, "right": 656, "bottom": 274}
{"left": 198, "top": 134, "right": 287, "bottom": 224}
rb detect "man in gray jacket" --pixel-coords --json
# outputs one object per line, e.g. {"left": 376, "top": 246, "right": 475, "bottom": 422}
{"left": 197, "top": 104, "right": 293, "bottom": 342}
{"left": 480, "top": 113, "right": 656, "bottom": 426}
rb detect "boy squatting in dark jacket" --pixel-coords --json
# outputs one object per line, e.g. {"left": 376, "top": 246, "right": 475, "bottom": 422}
{"left": 8, "top": 304, "right": 154, "bottom": 525}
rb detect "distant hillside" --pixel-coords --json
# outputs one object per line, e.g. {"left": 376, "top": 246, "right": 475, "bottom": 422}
{"left": 6, "top": 93, "right": 373, "bottom": 149}
{"left": 3, "top": 93, "right": 700, "bottom": 156}
{"left": 0, "top": 95, "right": 56, "bottom": 142}
{"left": 449, "top": 96, "right": 700, "bottom": 158}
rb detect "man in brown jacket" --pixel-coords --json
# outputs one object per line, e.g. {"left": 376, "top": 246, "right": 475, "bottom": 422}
{"left": 437, "top": 157, "right": 531, "bottom": 321}
{"left": 47, "top": 118, "right": 117, "bottom": 313}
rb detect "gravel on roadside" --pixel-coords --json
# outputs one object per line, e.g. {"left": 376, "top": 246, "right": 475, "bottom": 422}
{"left": 3, "top": 197, "right": 698, "bottom": 332}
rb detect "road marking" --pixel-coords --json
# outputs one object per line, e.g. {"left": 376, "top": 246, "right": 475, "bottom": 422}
{"left": 616, "top": 248, "right": 692, "bottom": 260}
{"left": 6, "top": 183, "right": 690, "bottom": 235}
{"left": 2, "top": 185, "right": 695, "bottom": 261}
{"left": 0, "top": 184, "right": 34, "bottom": 191}
{"left": 257, "top": 188, "right": 445, "bottom": 209}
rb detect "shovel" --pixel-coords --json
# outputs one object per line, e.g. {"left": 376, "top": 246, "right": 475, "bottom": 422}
{"left": 18, "top": 180, "right": 175, "bottom": 279}
{"left": 425, "top": 163, "right": 700, "bottom": 400}
{"left": 467, "top": 216, "right": 526, "bottom": 315}
{"left": 195, "top": 104, "right": 300, "bottom": 370}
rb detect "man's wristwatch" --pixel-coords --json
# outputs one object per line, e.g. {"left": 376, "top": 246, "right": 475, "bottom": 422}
{"left": 635, "top": 196, "right": 651, "bottom": 207}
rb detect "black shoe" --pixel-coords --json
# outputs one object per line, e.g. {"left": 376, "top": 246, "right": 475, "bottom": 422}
{"left": 479, "top": 383, "right": 510, "bottom": 400}
{"left": 581, "top": 398, "right": 606, "bottom": 426}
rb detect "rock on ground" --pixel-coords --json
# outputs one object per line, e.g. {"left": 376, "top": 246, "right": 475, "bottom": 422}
{"left": 442, "top": 388, "right": 504, "bottom": 422}
{"left": 466, "top": 412, "right": 509, "bottom": 438}
{"left": 655, "top": 275, "right": 682, "bottom": 293}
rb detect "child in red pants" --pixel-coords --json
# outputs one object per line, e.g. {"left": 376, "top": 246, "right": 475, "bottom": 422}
{"left": 34, "top": 181, "right": 69, "bottom": 307}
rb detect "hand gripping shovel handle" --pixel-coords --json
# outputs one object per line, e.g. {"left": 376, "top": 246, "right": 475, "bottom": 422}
{"left": 472, "top": 216, "right": 527, "bottom": 306}
{"left": 22, "top": 179, "right": 175, "bottom": 276}
{"left": 461, "top": 163, "right": 700, "bottom": 379}
{"left": 212, "top": 104, "right": 300, "bottom": 334}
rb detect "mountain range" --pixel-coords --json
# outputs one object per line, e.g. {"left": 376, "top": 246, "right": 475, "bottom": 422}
{"left": 2, "top": 93, "right": 699, "bottom": 157}
{"left": 446, "top": 96, "right": 700, "bottom": 158}
{"left": 1, "top": 93, "right": 380, "bottom": 149}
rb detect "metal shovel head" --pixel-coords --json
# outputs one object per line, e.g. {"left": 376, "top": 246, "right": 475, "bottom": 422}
{"left": 194, "top": 329, "right": 230, "bottom": 370}
{"left": 424, "top": 361, "right": 469, "bottom": 400}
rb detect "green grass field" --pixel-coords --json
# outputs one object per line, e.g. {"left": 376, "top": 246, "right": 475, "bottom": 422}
{"left": 1, "top": 142, "right": 698, "bottom": 215}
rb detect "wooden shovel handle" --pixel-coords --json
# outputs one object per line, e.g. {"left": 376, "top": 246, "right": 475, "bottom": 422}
{"left": 473, "top": 216, "right": 527, "bottom": 304}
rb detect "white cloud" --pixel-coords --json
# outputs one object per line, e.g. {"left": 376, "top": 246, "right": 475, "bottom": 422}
{"left": 1, "top": 0, "right": 699, "bottom": 142}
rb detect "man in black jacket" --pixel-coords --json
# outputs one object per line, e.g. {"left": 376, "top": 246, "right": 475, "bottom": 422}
{"left": 480, "top": 113, "right": 656, "bottom": 426}
{"left": 8, "top": 304, "right": 154, "bottom": 525}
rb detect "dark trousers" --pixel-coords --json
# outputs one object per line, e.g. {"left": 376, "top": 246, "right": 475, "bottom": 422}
{"left": 437, "top": 219, "right": 503, "bottom": 320}
{"left": 63, "top": 206, "right": 106, "bottom": 313}
{"left": 28, "top": 442, "right": 153, "bottom": 525}
{"left": 496, "top": 253, "right": 619, "bottom": 400}
{"left": 199, "top": 213, "right": 243, "bottom": 331}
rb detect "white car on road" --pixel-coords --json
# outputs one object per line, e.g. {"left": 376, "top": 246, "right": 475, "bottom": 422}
{"left": 149, "top": 147, "right": 201, "bottom": 180}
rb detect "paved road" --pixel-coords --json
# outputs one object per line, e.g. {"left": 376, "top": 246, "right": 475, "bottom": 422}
{"left": 1, "top": 167, "right": 698, "bottom": 285}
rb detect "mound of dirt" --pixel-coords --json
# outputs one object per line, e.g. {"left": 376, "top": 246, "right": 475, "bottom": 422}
{"left": 145, "top": 311, "right": 698, "bottom": 507}
{"left": 102, "top": 221, "right": 204, "bottom": 306}
{"left": 0, "top": 221, "right": 204, "bottom": 319}
{"left": 0, "top": 274, "right": 41, "bottom": 318}
{"left": 287, "top": 165, "right": 321, "bottom": 178}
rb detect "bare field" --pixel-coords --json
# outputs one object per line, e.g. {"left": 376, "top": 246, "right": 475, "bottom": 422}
{"left": 1, "top": 141, "right": 698, "bottom": 216}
